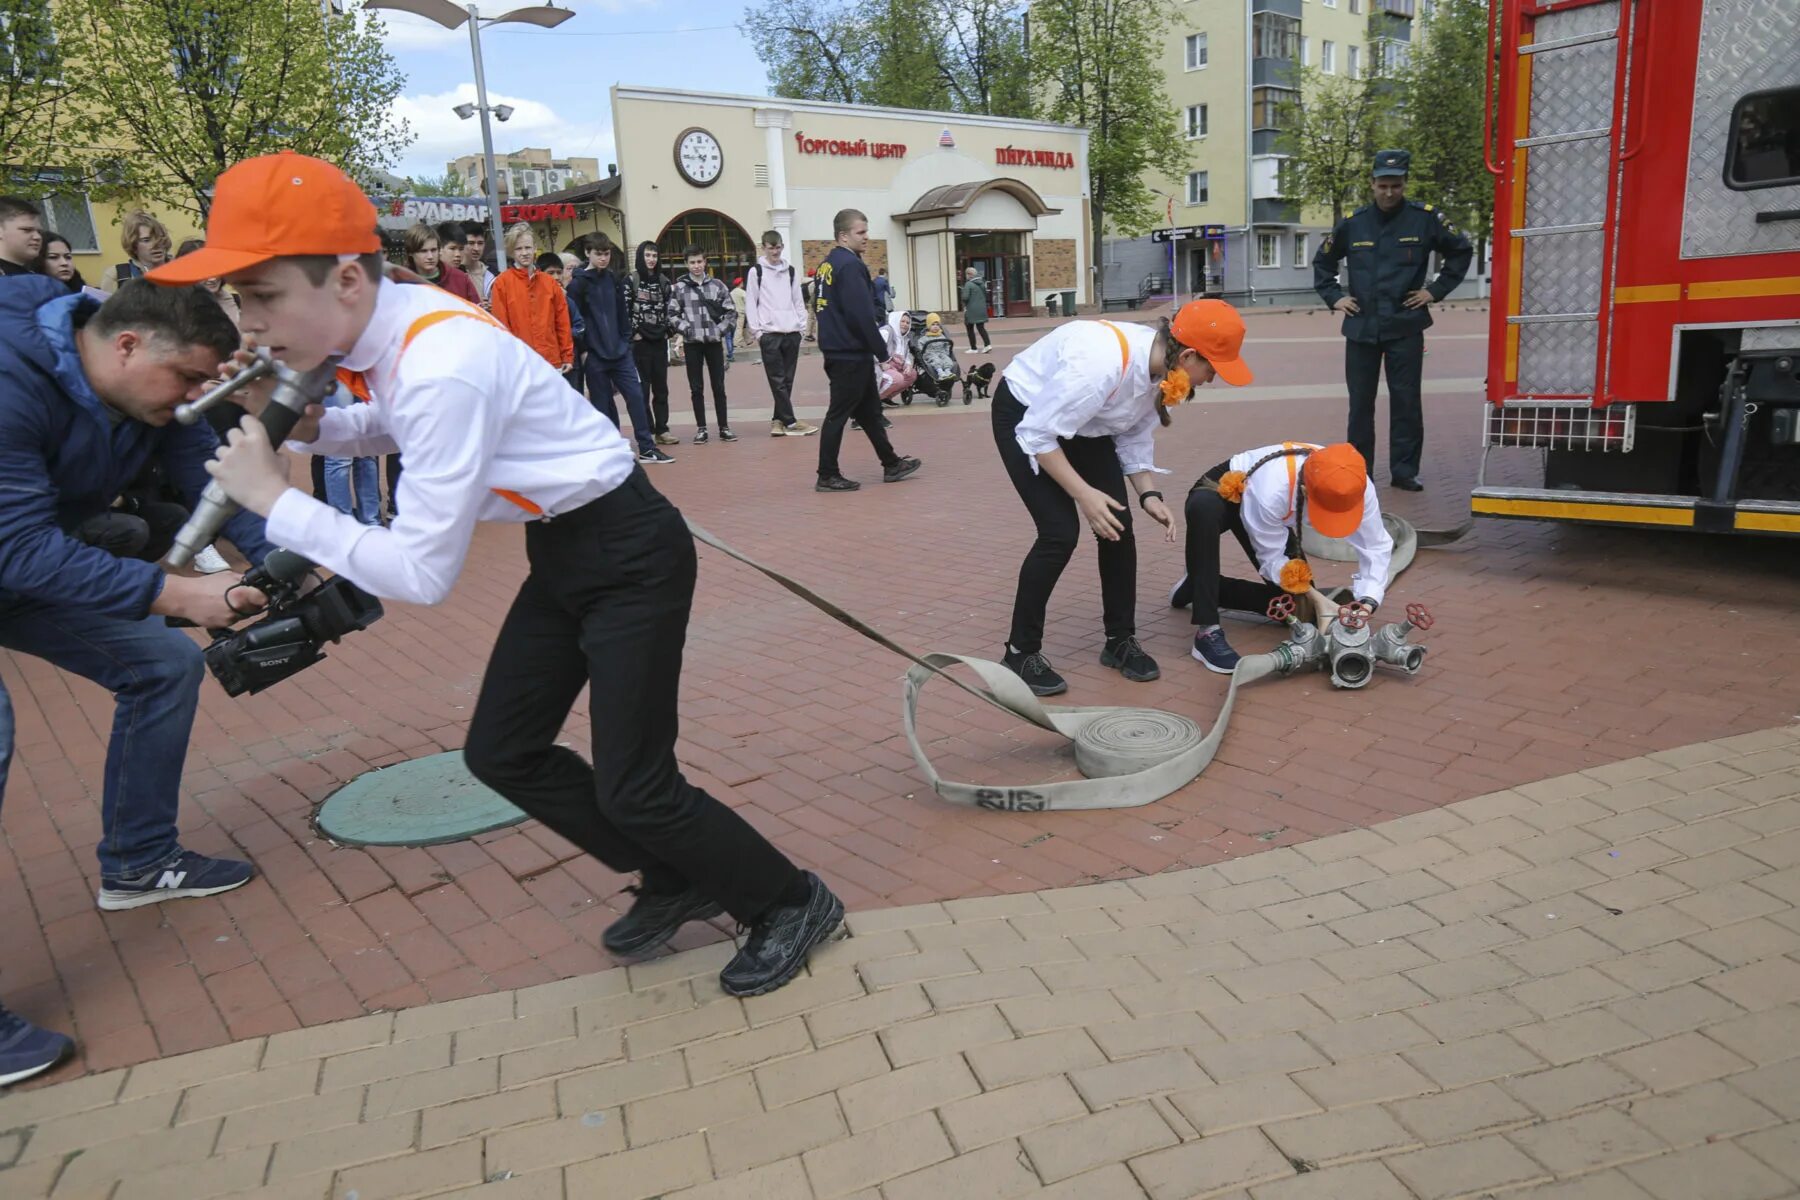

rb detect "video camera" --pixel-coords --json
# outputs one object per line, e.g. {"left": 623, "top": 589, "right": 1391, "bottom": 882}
{"left": 202, "top": 549, "right": 384, "bottom": 696}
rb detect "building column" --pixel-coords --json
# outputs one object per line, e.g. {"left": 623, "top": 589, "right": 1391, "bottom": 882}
{"left": 754, "top": 107, "right": 795, "bottom": 245}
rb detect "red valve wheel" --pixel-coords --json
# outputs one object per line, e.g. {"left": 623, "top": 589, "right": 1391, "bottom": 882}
{"left": 1336, "top": 605, "right": 1368, "bottom": 632}
{"left": 1405, "top": 602, "right": 1435, "bottom": 631}
{"left": 1267, "top": 595, "right": 1296, "bottom": 622}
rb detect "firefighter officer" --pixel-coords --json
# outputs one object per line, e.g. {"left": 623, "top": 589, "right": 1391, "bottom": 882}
{"left": 1312, "top": 149, "right": 1473, "bottom": 492}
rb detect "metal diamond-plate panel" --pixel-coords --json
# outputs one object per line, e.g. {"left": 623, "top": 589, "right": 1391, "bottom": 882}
{"left": 1528, "top": 40, "right": 1617, "bottom": 139}
{"left": 1520, "top": 231, "right": 1604, "bottom": 315}
{"left": 1533, "top": 0, "right": 1619, "bottom": 41}
{"left": 1525, "top": 138, "right": 1611, "bottom": 227}
{"left": 1517, "top": 322, "right": 1599, "bottom": 395}
{"left": 1681, "top": 0, "right": 1800, "bottom": 259}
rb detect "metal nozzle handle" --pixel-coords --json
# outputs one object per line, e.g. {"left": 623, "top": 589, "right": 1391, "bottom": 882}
{"left": 175, "top": 350, "right": 277, "bottom": 425}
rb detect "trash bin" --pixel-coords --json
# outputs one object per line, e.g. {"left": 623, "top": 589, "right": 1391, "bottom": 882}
{"left": 1061, "top": 290, "right": 1077, "bottom": 316}
{"left": 1046, "top": 293, "right": 1061, "bottom": 316}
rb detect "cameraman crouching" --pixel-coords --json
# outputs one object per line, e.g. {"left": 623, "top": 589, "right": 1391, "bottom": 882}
{"left": 0, "top": 277, "right": 268, "bottom": 1084}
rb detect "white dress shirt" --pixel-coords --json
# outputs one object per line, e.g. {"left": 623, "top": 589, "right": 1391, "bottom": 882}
{"left": 1001, "top": 320, "right": 1166, "bottom": 476}
{"left": 267, "top": 280, "right": 638, "bottom": 606}
{"left": 1228, "top": 443, "right": 1394, "bottom": 606}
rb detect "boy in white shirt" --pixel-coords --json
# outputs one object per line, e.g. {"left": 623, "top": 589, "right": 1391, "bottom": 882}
{"left": 152, "top": 152, "right": 842, "bottom": 997}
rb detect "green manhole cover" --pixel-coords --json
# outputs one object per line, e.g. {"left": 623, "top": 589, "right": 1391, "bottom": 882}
{"left": 315, "top": 751, "right": 528, "bottom": 847}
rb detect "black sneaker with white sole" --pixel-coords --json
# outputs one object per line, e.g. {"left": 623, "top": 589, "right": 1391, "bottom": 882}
{"left": 1191, "top": 627, "right": 1241, "bottom": 674}
{"left": 719, "top": 427, "right": 738, "bottom": 442}
{"left": 719, "top": 871, "right": 845, "bottom": 997}
{"left": 1100, "top": 636, "right": 1160, "bottom": 682}
{"left": 637, "top": 447, "right": 676, "bottom": 464}
{"left": 602, "top": 885, "right": 723, "bottom": 957}
{"left": 1002, "top": 648, "right": 1068, "bottom": 696}
{"left": 97, "top": 849, "right": 255, "bottom": 911}
{"left": 692, "top": 428, "right": 710, "bottom": 445}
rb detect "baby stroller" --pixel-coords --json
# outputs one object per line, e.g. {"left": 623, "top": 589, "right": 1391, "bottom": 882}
{"left": 904, "top": 310, "right": 969, "bottom": 406}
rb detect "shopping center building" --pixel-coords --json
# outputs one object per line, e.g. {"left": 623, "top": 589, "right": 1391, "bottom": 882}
{"left": 601, "top": 87, "right": 1092, "bottom": 318}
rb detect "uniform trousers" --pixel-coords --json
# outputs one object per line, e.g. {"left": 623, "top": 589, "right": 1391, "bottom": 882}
{"left": 1345, "top": 332, "right": 1425, "bottom": 482}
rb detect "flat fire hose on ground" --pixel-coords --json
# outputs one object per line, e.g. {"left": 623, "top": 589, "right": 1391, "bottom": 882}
{"left": 685, "top": 514, "right": 1470, "bottom": 813}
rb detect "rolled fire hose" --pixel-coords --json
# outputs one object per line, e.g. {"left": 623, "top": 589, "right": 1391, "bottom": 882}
{"left": 685, "top": 512, "right": 1469, "bottom": 813}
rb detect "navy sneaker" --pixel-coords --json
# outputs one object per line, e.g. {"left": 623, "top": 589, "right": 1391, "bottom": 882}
{"left": 1192, "top": 627, "right": 1241, "bottom": 675}
{"left": 98, "top": 849, "right": 255, "bottom": 912}
{"left": 0, "top": 1003, "right": 73, "bottom": 1086}
{"left": 1169, "top": 573, "right": 1192, "bottom": 609}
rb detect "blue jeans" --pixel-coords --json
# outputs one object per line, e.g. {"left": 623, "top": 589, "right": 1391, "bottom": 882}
{"left": 584, "top": 353, "right": 654, "bottom": 454}
{"left": 724, "top": 326, "right": 735, "bottom": 362}
{"left": 0, "top": 603, "right": 203, "bottom": 877}
{"left": 325, "top": 456, "right": 380, "bottom": 525}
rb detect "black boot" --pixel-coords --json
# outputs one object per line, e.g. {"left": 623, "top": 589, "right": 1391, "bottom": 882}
{"left": 719, "top": 872, "right": 844, "bottom": 997}
{"left": 602, "top": 885, "right": 723, "bottom": 956}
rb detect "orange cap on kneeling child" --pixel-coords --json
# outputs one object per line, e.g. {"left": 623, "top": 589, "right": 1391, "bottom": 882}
{"left": 1169, "top": 298, "right": 1253, "bottom": 386}
{"left": 1301, "top": 443, "right": 1367, "bottom": 539}
{"left": 146, "top": 151, "right": 381, "bottom": 285}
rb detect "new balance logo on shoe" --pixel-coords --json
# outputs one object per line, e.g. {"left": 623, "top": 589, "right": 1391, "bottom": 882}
{"left": 156, "top": 870, "right": 187, "bottom": 890}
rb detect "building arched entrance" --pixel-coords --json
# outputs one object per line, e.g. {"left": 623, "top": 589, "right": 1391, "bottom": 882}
{"left": 656, "top": 209, "right": 757, "bottom": 286}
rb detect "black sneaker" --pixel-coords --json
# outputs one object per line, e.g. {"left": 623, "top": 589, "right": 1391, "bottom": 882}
{"left": 0, "top": 1003, "right": 73, "bottom": 1086}
{"left": 719, "top": 427, "right": 738, "bottom": 442}
{"left": 883, "top": 456, "right": 922, "bottom": 483}
{"left": 97, "top": 849, "right": 255, "bottom": 911}
{"left": 1192, "top": 627, "right": 1241, "bottom": 675}
{"left": 692, "top": 428, "right": 710, "bottom": 445}
{"left": 1002, "top": 648, "right": 1068, "bottom": 697}
{"left": 1100, "top": 636, "right": 1160, "bottom": 682}
{"left": 602, "top": 885, "right": 724, "bottom": 957}
{"left": 816, "top": 475, "right": 861, "bottom": 492}
{"left": 637, "top": 447, "right": 676, "bottom": 464}
{"left": 1391, "top": 476, "right": 1423, "bottom": 492}
{"left": 1169, "top": 573, "right": 1192, "bottom": 609}
{"left": 719, "top": 872, "right": 844, "bottom": 997}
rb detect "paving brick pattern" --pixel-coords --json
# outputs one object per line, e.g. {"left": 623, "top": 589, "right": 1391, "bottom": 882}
{"left": 4, "top": 307, "right": 1800, "bottom": 1082}
{"left": 4, "top": 728, "right": 1800, "bottom": 1198}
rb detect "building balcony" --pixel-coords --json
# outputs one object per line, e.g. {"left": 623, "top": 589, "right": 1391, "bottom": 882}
{"left": 1252, "top": 57, "right": 1299, "bottom": 88}
{"left": 1253, "top": 198, "right": 1300, "bottom": 225}
{"left": 1250, "top": 0, "right": 1302, "bottom": 15}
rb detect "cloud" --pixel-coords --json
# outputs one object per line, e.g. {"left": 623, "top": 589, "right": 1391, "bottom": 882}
{"left": 389, "top": 84, "right": 616, "bottom": 180}
{"left": 360, "top": 0, "right": 669, "bottom": 52}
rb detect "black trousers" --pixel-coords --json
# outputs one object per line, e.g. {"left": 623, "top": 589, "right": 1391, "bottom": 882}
{"left": 385, "top": 454, "right": 403, "bottom": 516}
{"left": 992, "top": 382, "right": 1135, "bottom": 655}
{"left": 759, "top": 331, "right": 802, "bottom": 426}
{"left": 968, "top": 321, "right": 991, "bottom": 350}
{"left": 76, "top": 502, "right": 189, "bottom": 562}
{"left": 634, "top": 338, "right": 671, "bottom": 434}
{"left": 1346, "top": 333, "right": 1425, "bottom": 482}
{"left": 684, "top": 339, "right": 728, "bottom": 430}
{"left": 818, "top": 356, "right": 899, "bottom": 480}
{"left": 462, "top": 469, "right": 800, "bottom": 924}
{"left": 1184, "top": 462, "right": 1287, "bottom": 627}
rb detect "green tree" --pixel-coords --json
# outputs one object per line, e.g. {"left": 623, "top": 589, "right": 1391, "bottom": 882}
{"left": 0, "top": 0, "right": 81, "bottom": 191}
{"left": 56, "top": 0, "right": 412, "bottom": 218}
{"left": 407, "top": 169, "right": 464, "bottom": 197}
{"left": 1397, "top": 0, "right": 1494, "bottom": 240}
{"left": 935, "top": 0, "right": 1030, "bottom": 116}
{"left": 1275, "top": 62, "right": 1399, "bottom": 227}
{"left": 1029, "top": 0, "right": 1188, "bottom": 294}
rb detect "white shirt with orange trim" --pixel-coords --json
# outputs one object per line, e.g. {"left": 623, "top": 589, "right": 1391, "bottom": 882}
{"left": 1228, "top": 442, "right": 1394, "bottom": 607}
{"left": 267, "top": 280, "right": 637, "bottom": 606}
{"left": 1001, "top": 320, "right": 1166, "bottom": 477}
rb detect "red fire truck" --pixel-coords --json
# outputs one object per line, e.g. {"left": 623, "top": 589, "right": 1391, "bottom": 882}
{"left": 1474, "top": 0, "right": 1799, "bottom": 535}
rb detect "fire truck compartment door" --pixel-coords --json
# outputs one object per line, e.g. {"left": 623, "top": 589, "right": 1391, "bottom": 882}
{"left": 1682, "top": 0, "right": 1800, "bottom": 259}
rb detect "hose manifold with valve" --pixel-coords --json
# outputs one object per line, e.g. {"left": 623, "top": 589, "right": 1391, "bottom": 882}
{"left": 1265, "top": 596, "right": 1435, "bottom": 690}
{"left": 164, "top": 349, "right": 344, "bottom": 569}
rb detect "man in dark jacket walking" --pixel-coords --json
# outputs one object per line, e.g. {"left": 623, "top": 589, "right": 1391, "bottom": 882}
{"left": 629, "top": 242, "right": 678, "bottom": 445}
{"left": 1312, "top": 149, "right": 1473, "bottom": 491}
{"left": 0, "top": 277, "right": 273, "bottom": 1083}
{"left": 567, "top": 234, "right": 671, "bottom": 464}
{"left": 813, "top": 209, "right": 921, "bottom": 492}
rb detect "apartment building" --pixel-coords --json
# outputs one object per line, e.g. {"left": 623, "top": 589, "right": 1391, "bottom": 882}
{"left": 1104, "top": 0, "right": 1419, "bottom": 307}
{"left": 447, "top": 147, "right": 602, "bottom": 202}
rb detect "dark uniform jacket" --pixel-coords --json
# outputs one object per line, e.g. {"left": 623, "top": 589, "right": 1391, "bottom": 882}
{"left": 1312, "top": 200, "right": 1473, "bottom": 344}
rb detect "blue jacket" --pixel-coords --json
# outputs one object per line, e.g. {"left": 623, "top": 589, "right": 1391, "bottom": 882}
{"left": 565, "top": 266, "right": 631, "bottom": 361}
{"left": 813, "top": 246, "right": 885, "bottom": 362}
{"left": 0, "top": 277, "right": 273, "bottom": 619}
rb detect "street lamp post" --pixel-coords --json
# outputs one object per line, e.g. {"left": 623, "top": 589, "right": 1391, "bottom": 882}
{"left": 364, "top": 1, "right": 572, "bottom": 266}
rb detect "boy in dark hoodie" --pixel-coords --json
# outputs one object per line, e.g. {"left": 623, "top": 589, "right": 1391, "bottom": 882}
{"left": 567, "top": 234, "right": 670, "bottom": 464}
{"left": 813, "top": 208, "right": 921, "bottom": 491}
{"left": 629, "top": 241, "right": 677, "bottom": 445}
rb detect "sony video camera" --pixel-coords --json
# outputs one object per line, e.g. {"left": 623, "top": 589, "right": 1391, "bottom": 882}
{"left": 201, "top": 550, "right": 384, "bottom": 696}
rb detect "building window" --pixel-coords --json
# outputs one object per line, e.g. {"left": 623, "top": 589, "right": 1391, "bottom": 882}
{"left": 1257, "top": 233, "right": 1281, "bottom": 269}
{"left": 1252, "top": 86, "right": 1297, "bottom": 131}
{"left": 1185, "top": 32, "right": 1208, "bottom": 70}
{"left": 1184, "top": 104, "right": 1209, "bottom": 139}
{"left": 1323, "top": 0, "right": 1336, "bottom": 7}
{"left": 1349, "top": 0, "right": 1361, "bottom": 11}
{"left": 0, "top": 0, "right": 60, "bottom": 82}
{"left": 1322, "top": 40, "right": 1336, "bottom": 73}
{"left": 1186, "top": 171, "right": 1209, "bottom": 205}
{"left": 1348, "top": 44, "right": 1360, "bottom": 76}
{"left": 1726, "top": 85, "right": 1800, "bottom": 189}
{"left": 1252, "top": 12, "right": 1300, "bottom": 61}
{"left": 1380, "top": 39, "right": 1409, "bottom": 71}
{"left": 1293, "top": 232, "right": 1309, "bottom": 264}
{"left": 1300, "top": 36, "right": 1311, "bottom": 66}
{"left": 21, "top": 184, "right": 97, "bottom": 252}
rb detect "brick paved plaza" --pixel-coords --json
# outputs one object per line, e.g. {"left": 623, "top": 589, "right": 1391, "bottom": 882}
{"left": 3, "top": 305, "right": 1800, "bottom": 1197}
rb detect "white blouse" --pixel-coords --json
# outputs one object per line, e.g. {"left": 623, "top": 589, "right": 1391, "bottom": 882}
{"left": 1001, "top": 320, "right": 1166, "bottom": 476}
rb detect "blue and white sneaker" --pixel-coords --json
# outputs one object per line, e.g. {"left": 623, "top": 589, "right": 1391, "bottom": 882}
{"left": 0, "top": 1003, "right": 74, "bottom": 1086}
{"left": 1192, "top": 627, "right": 1241, "bottom": 675}
{"left": 97, "top": 849, "right": 255, "bottom": 912}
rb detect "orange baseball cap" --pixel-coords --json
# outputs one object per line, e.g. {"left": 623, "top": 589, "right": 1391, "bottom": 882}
{"left": 1170, "top": 298, "right": 1253, "bottom": 386}
{"left": 1301, "top": 444, "right": 1368, "bottom": 539}
{"left": 147, "top": 151, "right": 381, "bottom": 285}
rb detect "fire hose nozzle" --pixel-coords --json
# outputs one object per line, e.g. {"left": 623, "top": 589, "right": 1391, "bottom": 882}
{"left": 1370, "top": 620, "right": 1429, "bottom": 675}
{"left": 1325, "top": 615, "right": 1374, "bottom": 690}
{"left": 175, "top": 349, "right": 278, "bottom": 426}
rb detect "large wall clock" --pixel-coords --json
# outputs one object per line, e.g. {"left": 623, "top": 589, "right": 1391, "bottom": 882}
{"left": 674, "top": 127, "right": 723, "bottom": 187}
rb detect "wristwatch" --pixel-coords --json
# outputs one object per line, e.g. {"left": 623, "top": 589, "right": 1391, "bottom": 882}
{"left": 1138, "top": 490, "right": 1164, "bottom": 512}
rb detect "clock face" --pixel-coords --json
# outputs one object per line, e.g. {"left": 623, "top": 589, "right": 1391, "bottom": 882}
{"left": 675, "top": 128, "right": 723, "bottom": 187}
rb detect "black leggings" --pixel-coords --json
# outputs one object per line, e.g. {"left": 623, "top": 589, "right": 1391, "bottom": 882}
{"left": 968, "top": 321, "right": 991, "bottom": 350}
{"left": 992, "top": 382, "right": 1135, "bottom": 656}
{"left": 1183, "top": 460, "right": 1287, "bottom": 626}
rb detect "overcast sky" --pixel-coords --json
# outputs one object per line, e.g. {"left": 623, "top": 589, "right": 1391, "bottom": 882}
{"left": 375, "top": 0, "right": 774, "bottom": 184}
